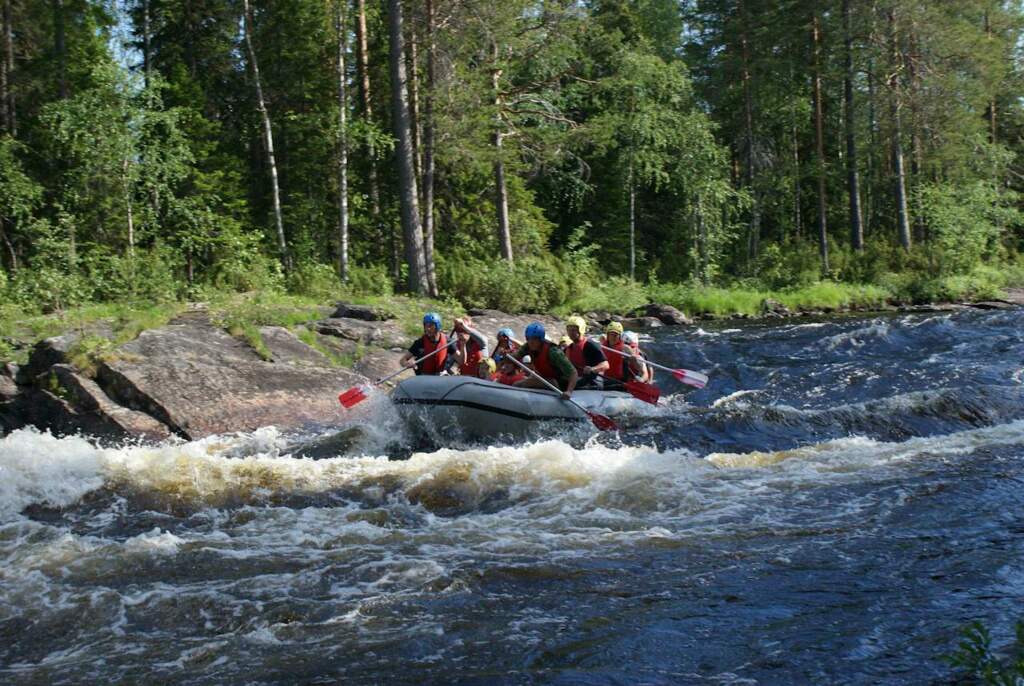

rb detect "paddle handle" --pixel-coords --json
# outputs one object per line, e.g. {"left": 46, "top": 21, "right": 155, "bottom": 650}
{"left": 598, "top": 342, "right": 705, "bottom": 382}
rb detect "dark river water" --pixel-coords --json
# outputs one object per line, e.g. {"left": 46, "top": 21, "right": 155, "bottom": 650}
{"left": 2, "top": 309, "right": 1023, "bottom": 684}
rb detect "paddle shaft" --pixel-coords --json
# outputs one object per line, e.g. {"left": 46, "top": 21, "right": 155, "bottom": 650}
{"left": 379, "top": 342, "right": 448, "bottom": 386}
{"left": 597, "top": 342, "right": 703, "bottom": 381}
{"left": 506, "top": 354, "right": 601, "bottom": 421}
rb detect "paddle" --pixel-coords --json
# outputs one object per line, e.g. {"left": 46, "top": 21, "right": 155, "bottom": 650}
{"left": 338, "top": 344, "right": 447, "bottom": 409}
{"left": 506, "top": 354, "right": 618, "bottom": 431}
{"left": 585, "top": 368, "right": 661, "bottom": 405}
{"left": 598, "top": 343, "right": 708, "bottom": 389}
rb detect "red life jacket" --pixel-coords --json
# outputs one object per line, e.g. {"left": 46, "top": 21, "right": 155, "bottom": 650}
{"left": 458, "top": 336, "right": 484, "bottom": 376}
{"left": 530, "top": 342, "right": 558, "bottom": 381}
{"left": 601, "top": 336, "right": 626, "bottom": 380}
{"left": 495, "top": 370, "right": 525, "bottom": 386}
{"left": 420, "top": 333, "right": 448, "bottom": 375}
{"left": 566, "top": 339, "right": 588, "bottom": 373}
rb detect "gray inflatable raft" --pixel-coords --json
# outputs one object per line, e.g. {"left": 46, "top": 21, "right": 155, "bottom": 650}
{"left": 391, "top": 375, "right": 640, "bottom": 441}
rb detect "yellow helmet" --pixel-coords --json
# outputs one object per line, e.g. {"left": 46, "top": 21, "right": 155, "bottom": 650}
{"left": 479, "top": 357, "right": 497, "bottom": 374}
{"left": 565, "top": 315, "right": 587, "bottom": 333}
{"left": 558, "top": 335, "right": 572, "bottom": 346}
{"left": 605, "top": 321, "right": 624, "bottom": 335}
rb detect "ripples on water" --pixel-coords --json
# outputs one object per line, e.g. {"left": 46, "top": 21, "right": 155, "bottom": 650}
{"left": 1, "top": 309, "right": 1023, "bottom": 685}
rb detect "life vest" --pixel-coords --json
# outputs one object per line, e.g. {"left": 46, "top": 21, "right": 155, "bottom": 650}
{"left": 458, "top": 336, "right": 484, "bottom": 376}
{"left": 624, "top": 350, "right": 647, "bottom": 382}
{"left": 601, "top": 335, "right": 626, "bottom": 380}
{"left": 419, "top": 333, "right": 448, "bottom": 375}
{"left": 530, "top": 342, "right": 558, "bottom": 382}
{"left": 495, "top": 370, "right": 525, "bottom": 386}
{"left": 566, "top": 339, "right": 588, "bottom": 373}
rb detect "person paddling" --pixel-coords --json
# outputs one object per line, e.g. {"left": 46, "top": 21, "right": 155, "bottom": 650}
{"left": 400, "top": 312, "right": 454, "bottom": 375}
{"left": 599, "top": 321, "right": 629, "bottom": 389}
{"left": 513, "top": 322, "right": 578, "bottom": 399}
{"left": 563, "top": 316, "right": 608, "bottom": 389}
{"left": 495, "top": 357, "right": 526, "bottom": 385}
{"left": 621, "top": 331, "right": 652, "bottom": 384}
{"left": 452, "top": 316, "right": 488, "bottom": 376}
{"left": 491, "top": 327, "right": 520, "bottom": 362}
{"left": 476, "top": 357, "right": 498, "bottom": 380}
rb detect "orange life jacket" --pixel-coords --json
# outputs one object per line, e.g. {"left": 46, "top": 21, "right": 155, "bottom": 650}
{"left": 601, "top": 336, "right": 626, "bottom": 380}
{"left": 495, "top": 369, "right": 525, "bottom": 385}
{"left": 420, "top": 333, "right": 448, "bottom": 375}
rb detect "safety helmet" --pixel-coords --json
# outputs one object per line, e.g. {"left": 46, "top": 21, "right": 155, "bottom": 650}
{"left": 497, "top": 327, "right": 514, "bottom": 340}
{"left": 479, "top": 357, "right": 497, "bottom": 374}
{"left": 565, "top": 315, "right": 587, "bottom": 333}
{"left": 525, "top": 322, "right": 546, "bottom": 340}
{"left": 605, "top": 321, "right": 624, "bottom": 335}
{"left": 558, "top": 335, "right": 572, "bottom": 347}
{"left": 423, "top": 312, "right": 442, "bottom": 329}
{"left": 622, "top": 331, "right": 639, "bottom": 346}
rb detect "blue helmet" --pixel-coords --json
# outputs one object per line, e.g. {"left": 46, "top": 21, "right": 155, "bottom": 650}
{"left": 525, "top": 322, "right": 546, "bottom": 340}
{"left": 498, "top": 327, "right": 514, "bottom": 340}
{"left": 423, "top": 312, "right": 442, "bottom": 329}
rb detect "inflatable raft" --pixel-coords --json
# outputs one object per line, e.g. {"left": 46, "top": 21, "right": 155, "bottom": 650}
{"left": 391, "top": 375, "right": 640, "bottom": 441}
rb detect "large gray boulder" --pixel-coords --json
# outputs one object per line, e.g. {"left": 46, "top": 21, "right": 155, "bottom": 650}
{"left": 314, "top": 318, "right": 408, "bottom": 348}
{"left": 635, "top": 303, "right": 692, "bottom": 326}
{"left": 96, "top": 323, "right": 366, "bottom": 439}
{"left": 331, "top": 303, "right": 393, "bottom": 321}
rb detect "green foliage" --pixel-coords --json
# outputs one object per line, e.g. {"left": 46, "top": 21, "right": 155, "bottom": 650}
{"left": 947, "top": 620, "right": 1024, "bottom": 685}
{"left": 560, "top": 276, "right": 649, "bottom": 315}
{"left": 437, "top": 252, "right": 572, "bottom": 313}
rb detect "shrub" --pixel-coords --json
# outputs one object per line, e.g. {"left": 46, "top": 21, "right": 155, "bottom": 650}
{"left": 437, "top": 252, "right": 572, "bottom": 313}
{"left": 345, "top": 263, "right": 393, "bottom": 297}
{"left": 286, "top": 261, "right": 341, "bottom": 300}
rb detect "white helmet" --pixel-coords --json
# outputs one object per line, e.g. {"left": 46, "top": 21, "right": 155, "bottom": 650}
{"left": 622, "top": 331, "right": 639, "bottom": 346}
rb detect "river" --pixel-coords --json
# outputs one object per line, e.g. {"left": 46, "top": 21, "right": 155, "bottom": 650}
{"left": 1, "top": 308, "right": 1023, "bottom": 684}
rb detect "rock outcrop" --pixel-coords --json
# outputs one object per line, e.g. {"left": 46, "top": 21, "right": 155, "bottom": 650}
{"left": 94, "top": 323, "right": 364, "bottom": 440}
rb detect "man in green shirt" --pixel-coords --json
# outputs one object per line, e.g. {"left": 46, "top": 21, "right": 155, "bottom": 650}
{"left": 513, "top": 322, "right": 578, "bottom": 399}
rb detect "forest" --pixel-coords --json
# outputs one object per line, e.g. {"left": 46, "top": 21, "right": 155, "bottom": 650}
{"left": 1, "top": 0, "right": 1023, "bottom": 316}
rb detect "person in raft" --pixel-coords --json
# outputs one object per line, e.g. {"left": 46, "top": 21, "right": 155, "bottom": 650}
{"left": 599, "top": 321, "right": 630, "bottom": 389}
{"left": 476, "top": 357, "right": 498, "bottom": 381}
{"left": 451, "top": 316, "right": 489, "bottom": 376}
{"left": 400, "top": 312, "right": 455, "bottom": 375}
{"left": 491, "top": 327, "right": 520, "bottom": 362}
{"left": 563, "top": 315, "right": 608, "bottom": 389}
{"left": 621, "top": 331, "right": 652, "bottom": 384}
{"left": 495, "top": 357, "right": 526, "bottom": 385}
{"left": 513, "top": 322, "right": 579, "bottom": 399}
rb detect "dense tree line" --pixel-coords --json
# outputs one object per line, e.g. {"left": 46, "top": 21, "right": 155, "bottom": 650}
{"left": 0, "top": 0, "right": 1021, "bottom": 310}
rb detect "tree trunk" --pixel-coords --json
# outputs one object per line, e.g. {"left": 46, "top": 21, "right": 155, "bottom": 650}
{"left": 53, "top": 0, "right": 66, "bottom": 98}
{"left": 405, "top": 9, "right": 422, "bottom": 185}
{"left": 492, "top": 43, "right": 513, "bottom": 263}
{"left": 421, "top": 0, "right": 438, "bottom": 296}
{"left": 142, "top": 0, "right": 151, "bottom": 88}
{"left": 812, "top": 13, "right": 829, "bottom": 273}
{"left": 123, "top": 158, "right": 135, "bottom": 258}
{"left": 387, "top": 0, "right": 427, "bottom": 293}
{"left": 0, "top": 0, "right": 10, "bottom": 134}
{"left": 628, "top": 160, "right": 636, "bottom": 280}
{"left": 739, "top": 0, "right": 759, "bottom": 261}
{"left": 843, "top": 0, "right": 864, "bottom": 251}
{"left": 906, "top": 29, "right": 926, "bottom": 244}
{"left": 697, "top": 203, "right": 708, "bottom": 286}
{"left": 888, "top": 9, "right": 911, "bottom": 250}
{"left": 335, "top": 0, "right": 349, "bottom": 281}
{"left": 789, "top": 64, "right": 801, "bottom": 242}
{"left": 242, "top": 0, "right": 290, "bottom": 272}
{"left": 355, "top": 0, "right": 390, "bottom": 275}
{"left": 984, "top": 10, "right": 996, "bottom": 143}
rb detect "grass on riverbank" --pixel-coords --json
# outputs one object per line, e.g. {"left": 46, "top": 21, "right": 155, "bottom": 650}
{"left": 2, "top": 261, "right": 1021, "bottom": 370}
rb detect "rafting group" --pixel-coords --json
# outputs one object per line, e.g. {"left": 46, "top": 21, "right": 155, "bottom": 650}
{"left": 398, "top": 312, "right": 654, "bottom": 401}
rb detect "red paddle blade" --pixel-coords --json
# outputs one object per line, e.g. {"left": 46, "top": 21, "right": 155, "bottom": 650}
{"left": 588, "top": 412, "right": 618, "bottom": 431}
{"left": 625, "top": 380, "right": 660, "bottom": 405}
{"left": 671, "top": 369, "right": 708, "bottom": 389}
{"left": 338, "top": 386, "right": 368, "bottom": 409}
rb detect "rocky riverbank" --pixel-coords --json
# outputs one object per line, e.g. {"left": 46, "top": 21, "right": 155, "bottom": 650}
{"left": 1, "top": 295, "right": 1019, "bottom": 443}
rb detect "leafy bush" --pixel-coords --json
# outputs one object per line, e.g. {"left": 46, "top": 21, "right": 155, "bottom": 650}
{"left": 437, "top": 251, "right": 573, "bottom": 313}
{"left": 947, "top": 619, "right": 1024, "bottom": 684}
{"left": 286, "top": 261, "right": 341, "bottom": 300}
{"left": 344, "top": 263, "right": 393, "bottom": 297}
{"left": 561, "top": 276, "right": 648, "bottom": 314}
